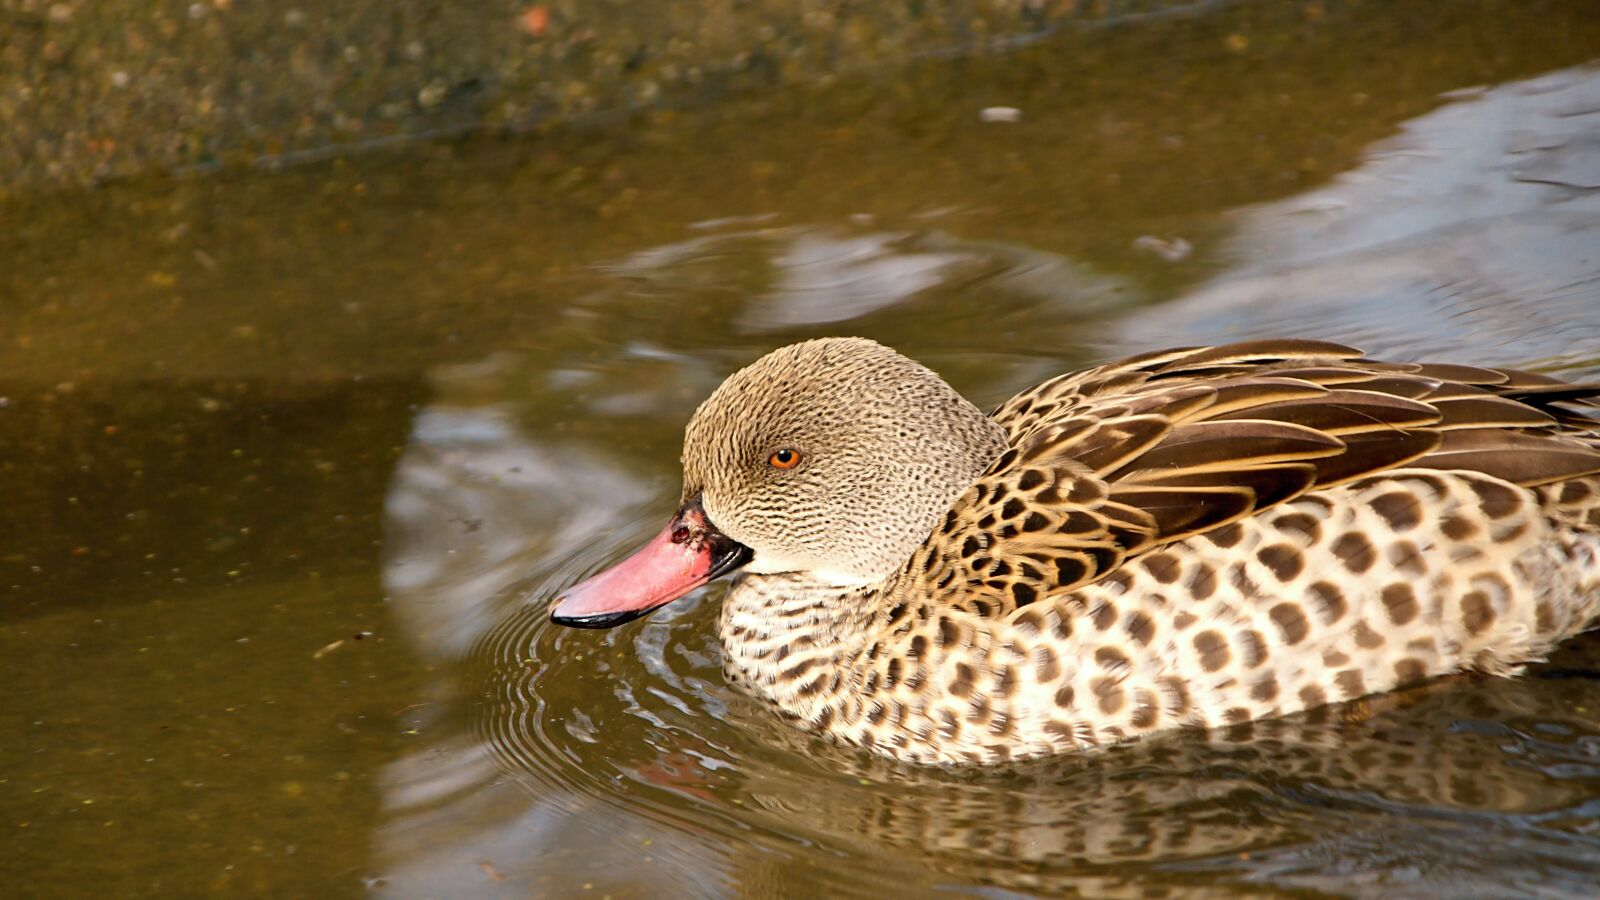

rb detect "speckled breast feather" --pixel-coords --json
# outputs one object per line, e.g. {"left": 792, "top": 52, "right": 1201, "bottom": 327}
{"left": 713, "top": 339, "right": 1600, "bottom": 765}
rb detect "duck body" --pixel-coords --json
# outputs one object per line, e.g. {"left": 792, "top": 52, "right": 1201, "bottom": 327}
{"left": 554, "top": 338, "right": 1600, "bottom": 766}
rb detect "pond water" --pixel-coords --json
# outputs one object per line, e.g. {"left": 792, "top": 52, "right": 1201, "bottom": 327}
{"left": 4, "top": 1, "right": 1600, "bottom": 896}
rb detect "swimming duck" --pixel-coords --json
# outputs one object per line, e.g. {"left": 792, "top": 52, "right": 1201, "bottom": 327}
{"left": 551, "top": 338, "right": 1600, "bottom": 765}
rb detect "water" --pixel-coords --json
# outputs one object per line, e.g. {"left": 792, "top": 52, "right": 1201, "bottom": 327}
{"left": 4, "top": 1, "right": 1600, "bottom": 896}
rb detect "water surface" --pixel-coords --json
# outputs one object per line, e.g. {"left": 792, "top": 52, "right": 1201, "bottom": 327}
{"left": 4, "top": 1, "right": 1600, "bottom": 896}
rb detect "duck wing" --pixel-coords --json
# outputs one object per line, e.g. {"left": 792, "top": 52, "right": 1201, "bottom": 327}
{"left": 916, "top": 339, "right": 1600, "bottom": 616}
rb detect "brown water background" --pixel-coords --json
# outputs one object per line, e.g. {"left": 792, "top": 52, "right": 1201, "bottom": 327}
{"left": 4, "top": 1, "right": 1600, "bottom": 896}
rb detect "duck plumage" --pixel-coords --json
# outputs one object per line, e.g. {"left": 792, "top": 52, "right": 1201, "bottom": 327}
{"left": 556, "top": 338, "right": 1600, "bottom": 765}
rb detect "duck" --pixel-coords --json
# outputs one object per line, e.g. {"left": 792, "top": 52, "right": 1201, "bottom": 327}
{"left": 550, "top": 337, "right": 1600, "bottom": 765}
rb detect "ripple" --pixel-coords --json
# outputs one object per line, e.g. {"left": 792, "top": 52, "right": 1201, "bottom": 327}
{"left": 379, "top": 347, "right": 1600, "bottom": 896}
{"left": 373, "top": 64, "right": 1600, "bottom": 886}
{"left": 464, "top": 570, "right": 1600, "bottom": 894}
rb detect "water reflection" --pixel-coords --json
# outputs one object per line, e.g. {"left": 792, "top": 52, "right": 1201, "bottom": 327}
{"left": 1114, "top": 64, "right": 1600, "bottom": 372}
{"left": 604, "top": 225, "right": 1138, "bottom": 334}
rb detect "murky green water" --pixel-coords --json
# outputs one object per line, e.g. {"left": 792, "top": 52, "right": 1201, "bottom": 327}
{"left": 5, "top": 1, "right": 1600, "bottom": 896}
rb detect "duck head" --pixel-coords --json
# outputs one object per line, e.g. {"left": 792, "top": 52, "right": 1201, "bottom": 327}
{"left": 550, "top": 337, "right": 1007, "bottom": 628}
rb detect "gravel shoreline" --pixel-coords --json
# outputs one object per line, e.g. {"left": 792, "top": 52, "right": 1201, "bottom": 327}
{"left": 2, "top": 0, "right": 1217, "bottom": 194}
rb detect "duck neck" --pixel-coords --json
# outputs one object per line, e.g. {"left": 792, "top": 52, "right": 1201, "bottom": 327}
{"left": 719, "top": 570, "right": 898, "bottom": 719}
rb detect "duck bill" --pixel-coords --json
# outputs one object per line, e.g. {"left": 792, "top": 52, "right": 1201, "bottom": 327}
{"left": 549, "top": 501, "right": 753, "bottom": 629}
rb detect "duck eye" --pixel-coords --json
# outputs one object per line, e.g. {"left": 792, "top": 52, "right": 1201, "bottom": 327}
{"left": 768, "top": 448, "right": 801, "bottom": 469}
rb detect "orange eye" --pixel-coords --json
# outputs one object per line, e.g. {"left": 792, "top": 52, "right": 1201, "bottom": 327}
{"left": 768, "top": 448, "right": 801, "bottom": 469}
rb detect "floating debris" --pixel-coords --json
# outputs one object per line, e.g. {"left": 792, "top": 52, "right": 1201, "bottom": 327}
{"left": 1132, "top": 235, "right": 1193, "bottom": 262}
{"left": 979, "top": 107, "right": 1022, "bottom": 123}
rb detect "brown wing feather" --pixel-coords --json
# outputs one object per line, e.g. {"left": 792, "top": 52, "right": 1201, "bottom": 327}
{"left": 1042, "top": 415, "right": 1172, "bottom": 476}
{"left": 1149, "top": 339, "right": 1364, "bottom": 374}
{"left": 1104, "top": 485, "right": 1257, "bottom": 542}
{"left": 1406, "top": 430, "right": 1600, "bottom": 485}
{"left": 1115, "top": 419, "right": 1344, "bottom": 475}
{"left": 1431, "top": 394, "right": 1558, "bottom": 430}
{"left": 1210, "top": 390, "right": 1442, "bottom": 435}
{"left": 1301, "top": 429, "right": 1442, "bottom": 488}
{"left": 1120, "top": 463, "right": 1320, "bottom": 510}
{"left": 915, "top": 339, "right": 1600, "bottom": 617}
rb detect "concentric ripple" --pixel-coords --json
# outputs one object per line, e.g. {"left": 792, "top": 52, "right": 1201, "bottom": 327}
{"left": 467, "top": 569, "right": 1600, "bottom": 895}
